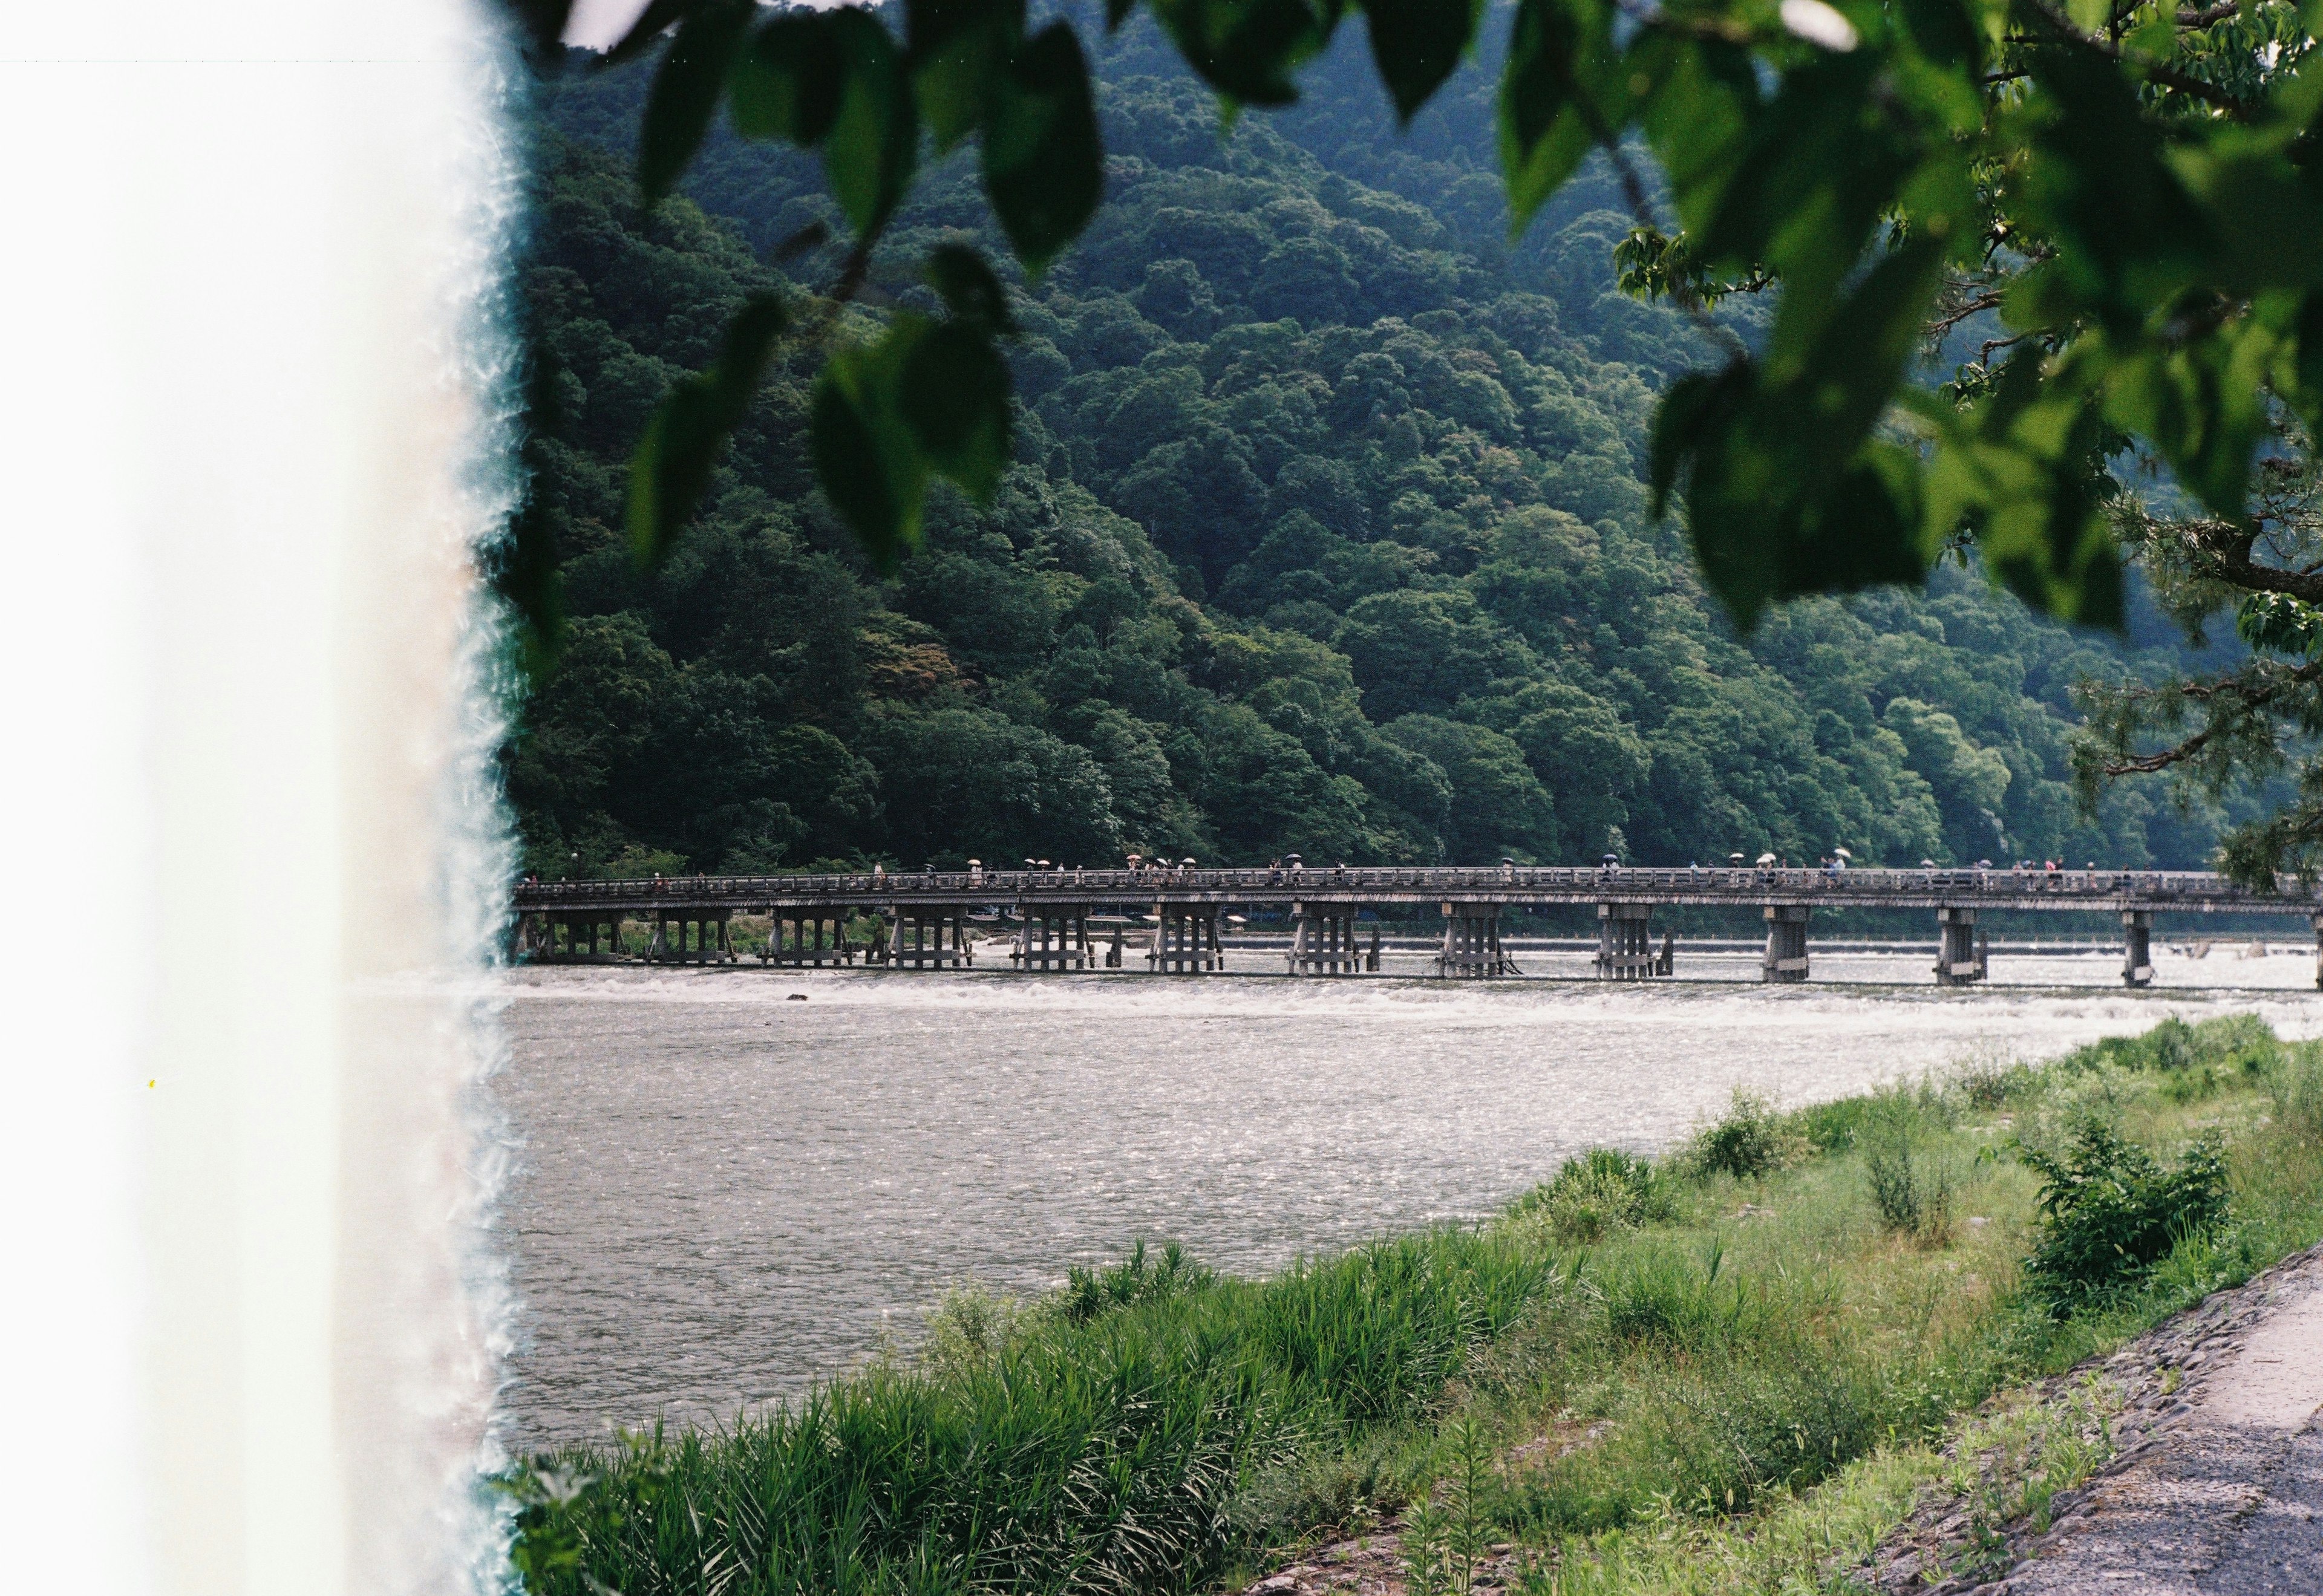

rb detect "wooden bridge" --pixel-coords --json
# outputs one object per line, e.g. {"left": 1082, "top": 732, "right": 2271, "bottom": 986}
{"left": 512, "top": 864, "right": 2323, "bottom": 988}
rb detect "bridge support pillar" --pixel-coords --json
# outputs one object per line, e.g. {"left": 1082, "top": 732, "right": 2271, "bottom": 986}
{"left": 1289, "top": 902, "right": 1362, "bottom": 974}
{"left": 1149, "top": 905, "right": 1223, "bottom": 972}
{"left": 1595, "top": 902, "right": 1665, "bottom": 980}
{"left": 1440, "top": 902, "right": 1519, "bottom": 977}
{"left": 887, "top": 907, "right": 971, "bottom": 969}
{"left": 1935, "top": 907, "right": 1987, "bottom": 986}
{"left": 765, "top": 913, "right": 853, "bottom": 967}
{"left": 1762, "top": 905, "right": 1809, "bottom": 983}
{"left": 2122, "top": 910, "right": 2154, "bottom": 988}
{"left": 1014, "top": 904, "right": 1092, "bottom": 971}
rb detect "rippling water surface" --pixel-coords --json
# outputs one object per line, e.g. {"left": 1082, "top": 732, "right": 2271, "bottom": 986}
{"left": 499, "top": 949, "right": 2322, "bottom": 1445}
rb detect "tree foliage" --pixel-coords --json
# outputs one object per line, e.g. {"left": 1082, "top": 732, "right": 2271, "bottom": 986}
{"left": 500, "top": 0, "right": 2323, "bottom": 631}
{"left": 503, "top": 44, "right": 2243, "bottom": 875}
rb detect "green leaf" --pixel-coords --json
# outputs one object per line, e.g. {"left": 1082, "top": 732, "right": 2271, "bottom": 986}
{"left": 812, "top": 373, "right": 913, "bottom": 570}
{"left": 1893, "top": 0, "right": 1981, "bottom": 72}
{"left": 906, "top": 0, "right": 1025, "bottom": 149}
{"left": 1497, "top": 0, "right": 1619, "bottom": 235}
{"left": 730, "top": 11, "right": 846, "bottom": 145}
{"left": 983, "top": 22, "right": 1104, "bottom": 271}
{"left": 626, "top": 292, "right": 790, "bottom": 565}
{"left": 2103, "top": 322, "right": 2279, "bottom": 520}
{"left": 1654, "top": 238, "right": 1948, "bottom": 627}
{"left": 812, "top": 333, "right": 929, "bottom": 571}
{"left": 637, "top": 0, "right": 753, "bottom": 203}
{"left": 901, "top": 322, "right": 1013, "bottom": 497}
{"left": 1149, "top": 0, "right": 1344, "bottom": 108}
{"left": 926, "top": 243, "right": 1017, "bottom": 336}
{"left": 1357, "top": 0, "right": 1482, "bottom": 123}
{"left": 1914, "top": 351, "right": 2125, "bottom": 629}
{"left": 811, "top": 310, "right": 1019, "bottom": 565}
{"left": 822, "top": 8, "right": 920, "bottom": 235}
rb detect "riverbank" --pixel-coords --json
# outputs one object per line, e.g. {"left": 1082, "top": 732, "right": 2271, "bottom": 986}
{"left": 503, "top": 1015, "right": 2323, "bottom": 1596}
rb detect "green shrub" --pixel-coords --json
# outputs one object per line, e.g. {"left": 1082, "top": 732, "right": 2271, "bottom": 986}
{"left": 916, "top": 1284, "right": 1025, "bottom": 1380}
{"left": 2021, "top": 1119, "right": 2229, "bottom": 1309}
{"left": 1514, "top": 1344, "right": 1882, "bottom": 1533}
{"left": 1509, "top": 1147, "right": 1681, "bottom": 1242}
{"left": 1861, "top": 1092, "right": 1956, "bottom": 1240}
{"left": 1958, "top": 1050, "right": 2039, "bottom": 1109}
{"left": 1060, "top": 1238, "right": 1211, "bottom": 1324}
{"left": 1226, "top": 1433, "right": 1403, "bottom": 1543}
{"left": 1592, "top": 1245, "right": 1762, "bottom": 1352}
{"left": 1690, "top": 1089, "right": 1794, "bottom": 1181}
{"left": 1794, "top": 1095, "right": 1877, "bottom": 1153}
{"left": 1866, "top": 1133, "right": 1955, "bottom": 1241}
{"left": 2269, "top": 1043, "right": 2323, "bottom": 1140}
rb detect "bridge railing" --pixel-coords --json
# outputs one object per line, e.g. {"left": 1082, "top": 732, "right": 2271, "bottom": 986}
{"left": 511, "top": 864, "right": 2320, "bottom": 910}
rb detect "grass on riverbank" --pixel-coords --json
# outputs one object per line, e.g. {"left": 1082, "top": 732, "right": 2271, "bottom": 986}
{"left": 503, "top": 1015, "right": 2323, "bottom": 1596}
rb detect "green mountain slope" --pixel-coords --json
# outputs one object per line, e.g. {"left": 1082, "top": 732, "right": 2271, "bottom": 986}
{"left": 508, "top": 18, "right": 2240, "bottom": 876}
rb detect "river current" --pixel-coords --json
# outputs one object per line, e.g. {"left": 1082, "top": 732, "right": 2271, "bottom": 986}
{"left": 498, "top": 948, "right": 2323, "bottom": 1447}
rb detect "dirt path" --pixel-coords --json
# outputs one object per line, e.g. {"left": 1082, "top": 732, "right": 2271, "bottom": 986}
{"left": 1875, "top": 1243, "right": 2323, "bottom": 1595}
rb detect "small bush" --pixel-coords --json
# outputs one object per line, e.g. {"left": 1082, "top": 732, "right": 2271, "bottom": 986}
{"left": 1864, "top": 1128, "right": 1954, "bottom": 1242}
{"left": 1510, "top": 1147, "right": 1681, "bottom": 1242}
{"left": 1228, "top": 1434, "right": 1402, "bottom": 1542}
{"left": 2269, "top": 1044, "right": 2323, "bottom": 1140}
{"left": 1060, "top": 1239, "right": 1212, "bottom": 1324}
{"left": 918, "top": 1284, "right": 1025, "bottom": 1379}
{"left": 2021, "top": 1119, "right": 2229, "bottom": 1309}
{"left": 1690, "top": 1089, "right": 1794, "bottom": 1181}
{"left": 1956, "top": 1043, "right": 2037, "bottom": 1110}
{"left": 1593, "top": 1246, "right": 1760, "bottom": 1352}
{"left": 1860, "top": 1089, "right": 1956, "bottom": 1240}
{"left": 1794, "top": 1095, "right": 1876, "bottom": 1153}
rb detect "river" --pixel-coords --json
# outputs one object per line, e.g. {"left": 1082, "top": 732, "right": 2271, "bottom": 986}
{"left": 496, "top": 949, "right": 2323, "bottom": 1448}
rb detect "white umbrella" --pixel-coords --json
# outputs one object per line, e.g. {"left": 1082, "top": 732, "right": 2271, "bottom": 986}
{"left": 1756, "top": 852, "right": 1778, "bottom": 866}
{"left": 1832, "top": 846, "right": 1852, "bottom": 859}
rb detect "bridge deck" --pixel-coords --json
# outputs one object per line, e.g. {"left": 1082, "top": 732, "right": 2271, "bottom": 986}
{"left": 514, "top": 865, "right": 2323, "bottom": 918}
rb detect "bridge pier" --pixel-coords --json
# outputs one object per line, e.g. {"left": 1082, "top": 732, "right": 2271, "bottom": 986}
{"left": 1935, "top": 907, "right": 1987, "bottom": 986}
{"left": 1595, "top": 902, "right": 1667, "bottom": 980}
{"left": 1015, "top": 904, "right": 1092, "bottom": 971}
{"left": 2122, "top": 910, "right": 2154, "bottom": 988}
{"left": 1150, "top": 905, "right": 1223, "bottom": 972}
{"left": 765, "top": 912, "right": 852, "bottom": 967}
{"left": 1439, "top": 902, "right": 1519, "bottom": 977}
{"left": 645, "top": 912, "right": 734, "bottom": 964}
{"left": 887, "top": 908, "right": 972, "bottom": 969}
{"left": 1289, "top": 901, "right": 1362, "bottom": 974}
{"left": 1762, "top": 905, "right": 1809, "bottom": 983}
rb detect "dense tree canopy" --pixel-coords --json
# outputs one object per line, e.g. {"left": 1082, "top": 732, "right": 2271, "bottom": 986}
{"left": 504, "top": 30, "right": 2255, "bottom": 876}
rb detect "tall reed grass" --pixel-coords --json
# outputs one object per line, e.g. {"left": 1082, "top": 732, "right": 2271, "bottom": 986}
{"left": 505, "top": 1015, "right": 2323, "bottom": 1596}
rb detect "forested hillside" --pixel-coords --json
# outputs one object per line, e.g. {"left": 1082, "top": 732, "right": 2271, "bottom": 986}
{"left": 508, "top": 13, "right": 2244, "bottom": 877}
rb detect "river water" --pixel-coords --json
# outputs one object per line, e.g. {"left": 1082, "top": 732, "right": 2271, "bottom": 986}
{"left": 497, "top": 948, "right": 2323, "bottom": 1448}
